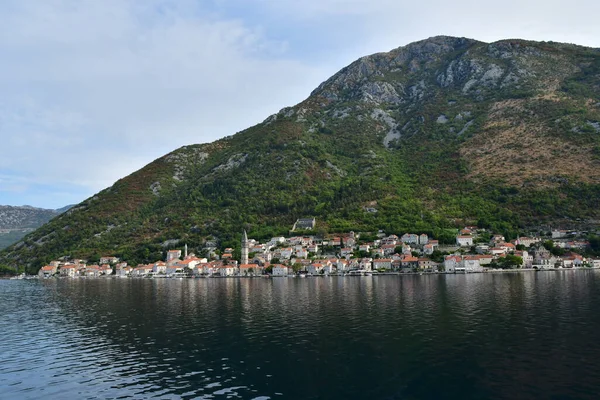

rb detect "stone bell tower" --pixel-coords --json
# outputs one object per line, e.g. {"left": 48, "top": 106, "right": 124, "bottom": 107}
{"left": 241, "top": 230, "right": 249, "bottom": 265}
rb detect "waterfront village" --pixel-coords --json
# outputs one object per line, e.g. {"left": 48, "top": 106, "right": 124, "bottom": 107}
{"left": 36, "top": 218, "right": 600, "bottom": 279}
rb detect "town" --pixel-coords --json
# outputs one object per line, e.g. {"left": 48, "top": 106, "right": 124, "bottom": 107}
{"left": 36, "top": 219, "right": 600, "bottom": 279}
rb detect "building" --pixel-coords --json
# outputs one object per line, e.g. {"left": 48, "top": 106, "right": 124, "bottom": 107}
{"left": 272, "top": 264, "right": 290, "bottom": 276}
{"left": 456, "top": 236, "right": 474, "bottom": 247}
{"left": 373, "top": 259, "right": 393, "bottom": 270}
{"left": 239, "top": 263, "right": 260, "bottom": 276}
{"left": 295, "top": 218, "right": 316, "bottom": 230}
{"left": 38, "top": 265, "right": 57, "bottom": 278}
{"left": 445, "top": 255, "right": 483, "bottom": 272}
{"left": 241, "top": 230, "right": 249, "bottom": 265}
{"left": 99, "top": 256, "right": 120, "bottom": 265}
{"left": 401, "top": 233, "right": 419, "bottom": 244}
{"left": 166, "top": 249, "right": 182, "bottom": 262}
{"left": 418, "top": 258, "right": 438, "bottom": 271}
{"left": 514, "top": 237, "right": 541, "bottom": 247}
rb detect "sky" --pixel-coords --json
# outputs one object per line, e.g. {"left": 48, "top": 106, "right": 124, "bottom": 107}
{"left": 1, "top": 0, "right": 599, "bottom": 209}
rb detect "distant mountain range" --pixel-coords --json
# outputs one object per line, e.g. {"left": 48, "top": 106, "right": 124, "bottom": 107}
{"left": 1, "top": 35, "right": 600, "bottom": 272}
{"left": 0, "top": 205, "right": 73, "bottom": 250}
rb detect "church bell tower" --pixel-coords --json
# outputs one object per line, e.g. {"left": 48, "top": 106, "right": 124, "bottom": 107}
{"left": 241, "top": 230, "right": 249, "bottom": 265}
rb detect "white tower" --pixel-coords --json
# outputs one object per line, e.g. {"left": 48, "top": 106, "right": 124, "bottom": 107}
{"left": 184, "top": 244, "right": 188, "bottom": 259}
{"left": 241, "top": 230, "right": 249, "bottom": 265}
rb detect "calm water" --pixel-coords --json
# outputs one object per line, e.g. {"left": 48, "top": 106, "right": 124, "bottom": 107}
{"left": 1, "top": 272, "right": 600, "bottom": 399}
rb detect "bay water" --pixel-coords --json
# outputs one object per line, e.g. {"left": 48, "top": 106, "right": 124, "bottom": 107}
{"left": 1, "top": 272, "right": 600, "bottom": 399}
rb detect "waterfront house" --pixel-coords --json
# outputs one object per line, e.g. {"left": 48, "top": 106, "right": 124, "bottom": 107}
{"left": 100, "top": 264, "right": 113, "bottom": 275}
{"left": 60, "top": 265, "right": 78, "bottom": 277}
{"left": 218, "top": 265, "right": 237, "bottom": 276}
{"left": 444, "top": 256, "right": 462, "bottom": 272}
{"left": 133, "top": 265, "right": 153, "bottom": 276}
{"left": 153, "top": 261, "right": 167, "bottom": 275}
{"left": 272, "top": 264, "right": 290, "bottom": 276}
{"left": 417, "top": 258, "right": 438, "bottom": 271}
{"left": 373, "top": 258, "right": 392, "bottom": 270}
{"left": 239, "top": 264, "right": 260, "bottom": 276}
{"left": 401, "top": 255, "right": 419, "bottom": 270}
{"left": 86, "top": 265, "right": 101, "bottom": 277}
{"left": 359, "top": 258, "right": 373, "bottom": 271}
{"left": 336, "top": 259, "right": 349, "bottom": 272}
{"left": 38, "top": 265, "right": 57, "bottom": 278}
{"left": 308, "top": 263, "right": 324, "bottom": 275}
{"left": 462, "top": 256, "right": 483, "bottom": 272}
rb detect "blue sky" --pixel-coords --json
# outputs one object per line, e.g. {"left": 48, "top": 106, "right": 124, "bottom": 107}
{"left": 1, "top": 0, "right": 599, "bottom": 209}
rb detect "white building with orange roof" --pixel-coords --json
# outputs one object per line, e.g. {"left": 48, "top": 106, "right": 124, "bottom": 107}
{"left": 86, "top": 265, "right": 101, "bottom": 277}
{"left": 307, "top": 263, "right": 324, "bottom": 275}
{"left": 218, "top": 265, "right": 237, "bottom": 276}
{"left": 60, "top": 265, "right": 78, "bottom": 277}
{"left": 153, "top": 261, "right": 167, "bottom": 275}
{"left": 456, "top": 235, "right": 474, "bottom": 247}
{"left": 444, "top": 255, "right": 462, "bottom": 272}
{"left": 272, "top": 264, "right": 290, "bottom": 276}
{"left": 132, "top": 265, "right": 153, "bottom": 276}
{"left": 373, "top": 258, "right": 393, "bottom": 270}
{"left": 239, "top": 263, "right": 261, "bottom": 276}
{"left": 176, "top": 258, "right": 202, "bottom": 271}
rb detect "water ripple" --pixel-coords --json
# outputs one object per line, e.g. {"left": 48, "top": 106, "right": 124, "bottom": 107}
{"left": 2, "top": 273, "right": 600, "bottom": 399}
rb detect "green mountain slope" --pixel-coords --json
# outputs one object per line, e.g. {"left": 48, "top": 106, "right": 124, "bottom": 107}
{"left": 0, "top": 205, "right": 73, "bottom": 250}
{"left": 2, "top": 36, "right": 600, "bottom": 272}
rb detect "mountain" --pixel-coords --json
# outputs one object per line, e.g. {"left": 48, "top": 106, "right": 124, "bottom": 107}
{"left": 2, "top": 36, "right": 600, "bottom": 272}
{"left": 0, "top": 205, "right": 73, "bottom": 250}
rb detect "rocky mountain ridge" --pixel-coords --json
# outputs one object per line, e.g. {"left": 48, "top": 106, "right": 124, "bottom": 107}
{"left": 0, "top": 205, "right": 72, "bottom": 250}
{"left": 1, "top": 36, "right": 599, "bottom": 272}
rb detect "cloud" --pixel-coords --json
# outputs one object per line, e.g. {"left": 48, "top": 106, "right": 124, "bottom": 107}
{"left": 1, "top": 0, "right": 599, "bottom": 208}
{"left": 0, "top": 0, "right": 326, "bottom": 207}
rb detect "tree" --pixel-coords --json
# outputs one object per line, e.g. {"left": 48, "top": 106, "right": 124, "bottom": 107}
{"left": 292, "top": 263, "right": 303, "bottom": 273}
{"left": 498, "top": 255, "right": 523, "bottom": 269}
{"left": 265, "top": 265, "right": 273, "bottom": 274}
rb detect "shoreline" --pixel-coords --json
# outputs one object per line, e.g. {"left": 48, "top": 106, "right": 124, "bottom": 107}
{"left": 4, "top": 266, "right": 599, "bottom": 280}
